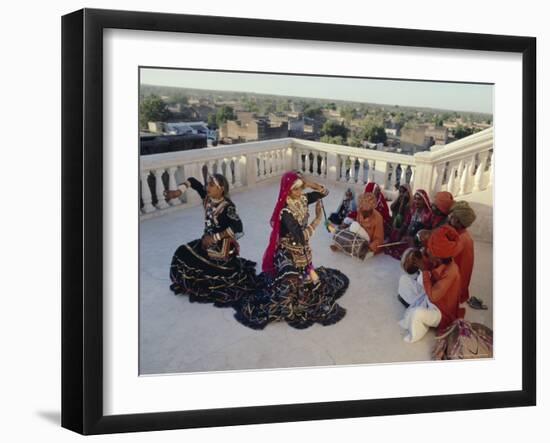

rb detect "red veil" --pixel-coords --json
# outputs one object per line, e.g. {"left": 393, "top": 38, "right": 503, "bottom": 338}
{"left": 411, "top": 189, "right": 433, "bottom": 226}
{"left": 262, "top": 171, "right": 300, "bottom": 276}
{"left": 364, "top": 182, "right": 391, "bottom": 223}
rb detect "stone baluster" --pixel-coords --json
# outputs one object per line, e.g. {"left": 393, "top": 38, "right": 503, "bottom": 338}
{"left": 258, "top": 154, "right": 264, "bottom": 179}
{"left": 304, "top": 151, "right": 311, "bottom": 174}
{"left": 140, "top": 170, "right": 156, "bottom": 214}
{"left": 207, "top": 160, "right": 216, "bottom": 178}
{"left": 459, "top": 158, "right": 472, "bottom": 196}
{"left": 473, "top": 151, "right": 489, "bottom": 192}
{"left": 381, "top": 162, "right": 390, "bottom": 189}
{"left": 262, "top": 152, "right": 269, "bottom": 178}
{"left": 233, "top": 156, "right": 242, "bottom": 187}
{"left": 319, "top": 154, "right": 326, "bottom": 178}
{"left": 392, "top": 163, "right": 400, "bottom": 189}
{"left": 363, "top": 159, "right": 370, "bottom": 183}
{"left": 347, "top": 157, "right": 356, "bottom": 183}
{"left": 312, "top": 152, "right": 319, "bottom": 176}
{"left": 154, "top": 168, "right": 169, "bottom": 209}
{"left": 167, "top": 166, "right": 181, "bottom": 206}
{"left": 447, "top": 163, "right": 457, "bottom": 195}
{"left": 222, "top": 158, "right": 230, "bottom": 182}
{"left": 357, "top": 158, "right": 365, "bottom": 184}
{"left": 265, "top": 152, "right": 272, "bottom": 177}
{"left": 271, "top": 150, "right": 277, "bottom": 176}
{"left": 433, "top": 164, "right": 444, "bottom": 193}
{"left": 339, "top": 155, "right": 346, "bottom": 181}
{"left": 274, "top": 150, "right": 280, "bottom": 174}
{"left": 408, "top": 165, "right": 415, "bottom": 186}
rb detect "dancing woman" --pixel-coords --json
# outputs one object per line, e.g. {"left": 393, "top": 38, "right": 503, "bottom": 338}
{"left": 234, "top": 172, "right": 349, "bottom": 330}
{"left": 165, "top": 174, "right": 258, "bottom": 307}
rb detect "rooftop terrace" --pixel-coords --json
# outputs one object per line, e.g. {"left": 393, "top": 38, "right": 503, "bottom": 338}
{"left": 139, "top": 177, "right": 493, "bottom": 375}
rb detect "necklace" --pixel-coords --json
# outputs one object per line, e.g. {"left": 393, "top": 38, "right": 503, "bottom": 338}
{"left": 285, "top": 195, "right": 309, "bottom": 225}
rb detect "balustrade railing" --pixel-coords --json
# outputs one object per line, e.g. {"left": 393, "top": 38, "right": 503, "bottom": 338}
{"left": 139, "top": 128, "right": 493, "bottom": 217}
{"left": 414, "top": 127, "right": 494, "bottom": 198}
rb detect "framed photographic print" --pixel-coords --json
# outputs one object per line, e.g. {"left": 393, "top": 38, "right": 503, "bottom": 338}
{"left": 62, "top": 8, "right": 536, "bottom": 435}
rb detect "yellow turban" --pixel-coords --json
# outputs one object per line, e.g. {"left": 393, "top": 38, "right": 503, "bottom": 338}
{"left": 451, "top": 201, "right": 477, "bottom": 228}
{"left": 359, "top": 192, "right": 377, "bottom": 211}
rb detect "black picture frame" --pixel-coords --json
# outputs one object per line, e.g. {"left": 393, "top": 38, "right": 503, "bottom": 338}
{"left": 62, "top": 8, "right": 536, "bottom": 435}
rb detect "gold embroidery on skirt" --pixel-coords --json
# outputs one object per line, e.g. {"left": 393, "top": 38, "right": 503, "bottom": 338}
{"left": 279, "top": 237, "right": 312, "bottom": 270}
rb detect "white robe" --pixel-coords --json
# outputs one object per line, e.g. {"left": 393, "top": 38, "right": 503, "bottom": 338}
{"left": 398, "top": 273, "right": 442, "bottom": 343}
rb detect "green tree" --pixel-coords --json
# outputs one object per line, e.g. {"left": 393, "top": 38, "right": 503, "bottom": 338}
{"left": 348, "top": 136, "right": 364, "bottom": 148}
{"left": 340, "top": 106, "right": 357, "bottom": 123}
{"left": 139, "top": 95, "right": 171, "bottom": 129}
{"left": 275, "top": 99, "right": 291, "bottom": 113}
{"left": 207, "top": 113, "right": 217, "bottom": 127}
{"left": 321, "top": 120, "right": 349, "bottom": 139}
{"left": 215, "top": 105, "right": 236, "bottom": 126}
{"left": 303, "top": 106, "right": 323, "bottom": 119}
{"left": 166, "top": 92, "right": 188, "bottom": 106}
{"left": 454, "top": 125, "right": 474, "bottom": 140}
{"left": 360, "top": 122, "right": 387, "bottom": 144}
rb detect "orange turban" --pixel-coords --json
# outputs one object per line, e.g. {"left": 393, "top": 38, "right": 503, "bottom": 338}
{"left": 427, "top": 225, "right": 461, "bottom": 258}
{"left": 433, "top": 191, "right": 454, "bottom": 215}
{"left": 359, "top": 192, "right": 377, "bottom": 211}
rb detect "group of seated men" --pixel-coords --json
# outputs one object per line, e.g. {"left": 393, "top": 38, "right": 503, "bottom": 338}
{"left": 328, "top": 182, "right": 484, "bottom": 343}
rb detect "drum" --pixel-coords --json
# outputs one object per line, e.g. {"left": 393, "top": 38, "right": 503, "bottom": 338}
{"left": 332, "top": 228, "right": 370, "bottom": 260}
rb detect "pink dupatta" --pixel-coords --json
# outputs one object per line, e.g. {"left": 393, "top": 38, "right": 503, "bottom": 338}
{"left": 261, "top": 171, "right": 301, "bottom": 276}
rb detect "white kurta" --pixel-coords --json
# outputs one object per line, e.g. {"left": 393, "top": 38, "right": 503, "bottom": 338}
{"left": 398, "top": 273, "right": 442, "bottom": 343}
{"left": 398, "top": 272, "right": 424, "bottom": 306}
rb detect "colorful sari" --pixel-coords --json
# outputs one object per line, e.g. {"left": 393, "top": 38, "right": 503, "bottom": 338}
{"left": 234, "top": 172, "right": 349, "bottom": 330}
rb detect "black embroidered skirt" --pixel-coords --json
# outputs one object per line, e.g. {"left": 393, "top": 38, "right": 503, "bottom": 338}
{"left": 169, "top": 239, "right": 258, "bottom": 307}
{"left": 234, "top": 246, "right": 349, "bottom": 330}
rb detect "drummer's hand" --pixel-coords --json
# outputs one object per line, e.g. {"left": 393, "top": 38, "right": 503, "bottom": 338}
{"left": 201, "top": 235, "right": 216, "bottom": 249}
{"left": 163, "top": 189, "right": 182, "bottom": 200}
{"left": 416, "top": 229, "right": 431, "bottom": 246}
{"left": 315, "top": 201, "right": 322, "bottom": 218}
{"left": 411, "top": 255, "right": 425, "bottom": 271}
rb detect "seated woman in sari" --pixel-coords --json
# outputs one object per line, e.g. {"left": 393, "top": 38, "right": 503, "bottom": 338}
{"left": 364, "top": 182, "right": 391, "bottom": 236}
{"left": 328, "top": 187, "right": 357, "bottom": 226}
{"left": 234, "top": 172, "right": 349, "bottom": 330}
{"left": 389, "top": 184, "right": 413, "bottom": 241}
{"left": 164, "top": 174, "right": 258, "bottom": 307}
{"left": 385, "top": 189, "right": 433, "bottom": 260}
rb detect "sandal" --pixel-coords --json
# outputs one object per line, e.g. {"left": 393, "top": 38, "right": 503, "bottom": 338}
{"left": 467, "top": 296, "right": 488, "bottom": 310}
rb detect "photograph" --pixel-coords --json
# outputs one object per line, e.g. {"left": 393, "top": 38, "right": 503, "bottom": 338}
{"left": 138, "top": 68, "right": 495, "bottom": 375}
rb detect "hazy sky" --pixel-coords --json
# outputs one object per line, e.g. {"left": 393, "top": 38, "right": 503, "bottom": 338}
{"left": 140, "top": 68, "right": 493, "bottom": 114}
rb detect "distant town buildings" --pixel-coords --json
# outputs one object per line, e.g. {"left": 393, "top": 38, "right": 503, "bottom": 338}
{"left": 219, "top": 114, "right": 289, "bottom": 143}
{"left": 400, "top": 124, "right": 448, "bottom": 154}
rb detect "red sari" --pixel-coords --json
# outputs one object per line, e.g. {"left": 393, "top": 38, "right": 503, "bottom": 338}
{"left": 385, "top": 189, "right": 433, "bottom": 259}
{"left": 364, "top": 182, "right": 391, "bottom": 225}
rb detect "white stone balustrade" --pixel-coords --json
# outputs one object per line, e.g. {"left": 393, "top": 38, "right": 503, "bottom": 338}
{"left": 414, "top": 127, "right": 494, "bottom": 198}
{"left": 140, "top": 128, "right": 493, "bottom": 218}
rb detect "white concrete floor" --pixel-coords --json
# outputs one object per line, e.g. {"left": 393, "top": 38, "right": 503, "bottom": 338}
{"left": 139, "top": 177, "right": 493, "bottom": 375}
